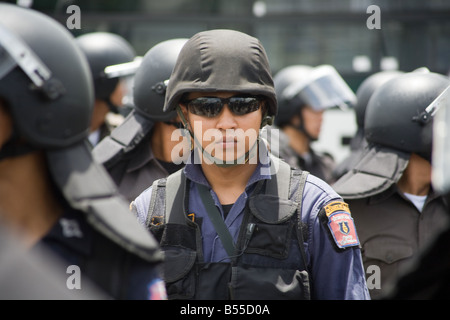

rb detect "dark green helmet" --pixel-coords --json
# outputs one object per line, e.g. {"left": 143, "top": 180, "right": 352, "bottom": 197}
{"left": 164, "top": 29, "right": 277, "bottom": 118}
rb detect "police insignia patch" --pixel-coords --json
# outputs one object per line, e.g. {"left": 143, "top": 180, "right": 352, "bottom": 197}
{"left": 324, "top": 201, "right": 359, "bottom": 249}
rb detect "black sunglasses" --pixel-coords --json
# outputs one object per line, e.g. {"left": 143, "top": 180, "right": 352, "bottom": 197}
{"left": 182, "top": 96, "right": 262, "bottom": 118}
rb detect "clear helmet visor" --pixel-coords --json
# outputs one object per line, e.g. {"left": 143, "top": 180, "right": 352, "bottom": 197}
{"left": 431, "top": 85, "right": 450, "bottom": 193}
{"left": 283, "top": 65, "right": 356, "bottom": 111}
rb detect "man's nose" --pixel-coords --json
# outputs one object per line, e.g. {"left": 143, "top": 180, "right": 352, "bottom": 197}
{"left": 216, "top": 104, "right": 238, "bottom": 129}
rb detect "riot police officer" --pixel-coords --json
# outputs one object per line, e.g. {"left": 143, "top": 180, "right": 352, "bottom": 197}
{"left": 332, "top": 70, "right": 404, "bottom": 180}
{"left": 272, "top": 64, "right": 356, "bottom": 184}
{"left": 76, "top": 32, "right": 138, "bottom": 146}
{"left": 0, "top": 3, "right": 165, "bottom": 299}
{"left": 92, "top": 38, "right": 189, "bottom": 202}
{"left": 131, "top": 29, "right": 370, "bottom": 300}
{"left": 333, "top": 71, "right": 450, "bottom": 299}
{"left": 384, "top": 83, "right": 450, "bottom": 299}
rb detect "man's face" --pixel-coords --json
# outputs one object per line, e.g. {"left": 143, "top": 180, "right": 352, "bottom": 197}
{"left": 299, "top": 105, "right": 324, "bottom": 140}
{"left": 110, "top": 78, "right": 128, "bottom": 107}
{"left": 180, "top": 91, "right": 263, "bottom": 164}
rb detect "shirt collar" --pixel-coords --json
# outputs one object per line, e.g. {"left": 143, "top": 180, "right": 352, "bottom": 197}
{"left": 368, "top": 183, "right": 441, "bottom": 205}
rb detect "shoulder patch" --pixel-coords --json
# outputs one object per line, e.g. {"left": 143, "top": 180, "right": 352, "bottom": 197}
{"left": 324, "top": 201, "right": 360, "bottom": 249}
{"left": 324, "top": 201, "right": 350, "bottom": 216}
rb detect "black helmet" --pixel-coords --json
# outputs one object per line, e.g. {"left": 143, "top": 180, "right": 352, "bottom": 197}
{"left": 354, "top": 70, "right": 404, "bottom": 129}
{"left": 164, "top": 29, "right": 277, "bottom": 118}
{"left": 364, "top": 72, "right": 450, "bottom": 161}
{"left": 273, "top": 65, "right": 313, "bottom": 126}
{"left": 92, "top": 38, "right": 188, "bottom": 168}
{"left": 274, "top": 64, "right": 356, "bottom": 127}
{"left": 75, "top": 32, "right": 136, "bottom": 101}
{"left": 0, "top": 3, "right": 93, "bottom": 149}
{"left": 133, "top": 38, "right": 188, "bottom": 122}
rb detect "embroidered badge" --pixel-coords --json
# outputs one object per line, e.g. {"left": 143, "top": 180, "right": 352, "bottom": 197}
{"left": 324, "top": 201, "right": 359, "bottom": 249}
{"left": 324, "top": 201, "right": 350, "bottom": 216}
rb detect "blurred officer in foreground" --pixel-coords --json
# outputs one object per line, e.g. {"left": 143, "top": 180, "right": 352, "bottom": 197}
{"left": 0, "top": 4, "right": 165, "bottom": 299}
{"left": 272, "top": 64, "right": 356, "bottom": 184}
{"left": 333, "top": 72, "right": 450, "bottom": 299}
{"left": 93, "top": 38, "right": 189, "bottom": 202}
{"left": 384, "top": 83, "right": 450, "bottom": 299}
{"left": 76, "top": 32, "right": 139, "bottom": 146}
{"left": 0, "top": 223, "right": 101, "bottom": 299}
{"left": 332, "top": 70, "right": 404, "bottom": 181}
{"left": 131, "top": 29, "right": 370, "bottom": 300}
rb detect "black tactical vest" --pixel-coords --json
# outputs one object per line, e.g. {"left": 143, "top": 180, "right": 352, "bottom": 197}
{"left": 146, "top": 157, "right": 311, "bottom": 300}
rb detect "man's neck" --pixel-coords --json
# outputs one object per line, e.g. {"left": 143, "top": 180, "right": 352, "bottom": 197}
{"left": 151, "top": 122, "right": 188, "bottom": 162}
{"left": 397, "top": 153, "right": 432, "bottom": 196}
{"left": 90, "top": 100, "right": 109, "bottom": 132}
{"left": 201, "top": 160, "right": 258, "bottom": 205}
{"left": 282, "top": 126, "right": 310, "bottom": 156}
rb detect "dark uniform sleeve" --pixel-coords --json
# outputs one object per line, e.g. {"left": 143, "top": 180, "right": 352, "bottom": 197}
{"left": 309, "top": 199, "right": 370, "bottom": 299}
{"left": 301, "top": 174, "right": 370, "bottom": 300}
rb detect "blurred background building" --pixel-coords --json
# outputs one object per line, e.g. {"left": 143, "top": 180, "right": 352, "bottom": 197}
{"left": 8, "top": 0, "right": 450, "bottom": 162}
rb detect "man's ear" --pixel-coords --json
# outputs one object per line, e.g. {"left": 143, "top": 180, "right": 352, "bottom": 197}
{"left": 261, "top": 115, "right": 274, "bottom": 128}
{"left": 260, "top": 100, "right": 273, "bottom": 128}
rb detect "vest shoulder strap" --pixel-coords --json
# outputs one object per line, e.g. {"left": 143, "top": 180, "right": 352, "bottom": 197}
{"left": 146, "top": 168, "right": 186, "bottom": 227}
{"left": 265, "top": 154, "right": 292, "bottom": 199}
{"left": 147, "top": 159, "right": 309, "bottom": 232}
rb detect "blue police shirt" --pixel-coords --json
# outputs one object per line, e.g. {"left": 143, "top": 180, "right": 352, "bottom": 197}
{"left": 133, "top": 150, "right": 370, "bottom": 300}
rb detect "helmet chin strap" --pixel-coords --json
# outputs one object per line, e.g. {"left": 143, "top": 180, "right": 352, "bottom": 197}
{"left": 105, "top": 97, "right": 120, "bottom": 114}
{"left": 176, "top": 106, "right": 260, "bottom": 167}
{"left": 287, "top": 115, "right": 317, "bottom": 142}
{"left": 0, "top": 126, "right": 36, "bottom": 161}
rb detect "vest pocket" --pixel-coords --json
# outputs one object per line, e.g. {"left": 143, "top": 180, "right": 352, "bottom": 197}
{"left": 247, "top": 194, "right": 298, "bottom": 259}
{"left": 362, "top": 236, "right": 413, "bottom": 265}
{"left": 162, "top": 246, "right": 197, "bottom": 299}
{"left": 229, "top": 266, "right": 310, "bottom": 300}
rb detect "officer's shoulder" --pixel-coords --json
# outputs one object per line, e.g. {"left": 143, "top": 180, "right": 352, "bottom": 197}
{"left": 300, "top": 170, "right": 337, "bottom": 193}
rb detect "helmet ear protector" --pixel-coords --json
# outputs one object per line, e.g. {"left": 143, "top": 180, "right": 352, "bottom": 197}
{"left": 0, "top": 22, "right": 65, "bottom": 101}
